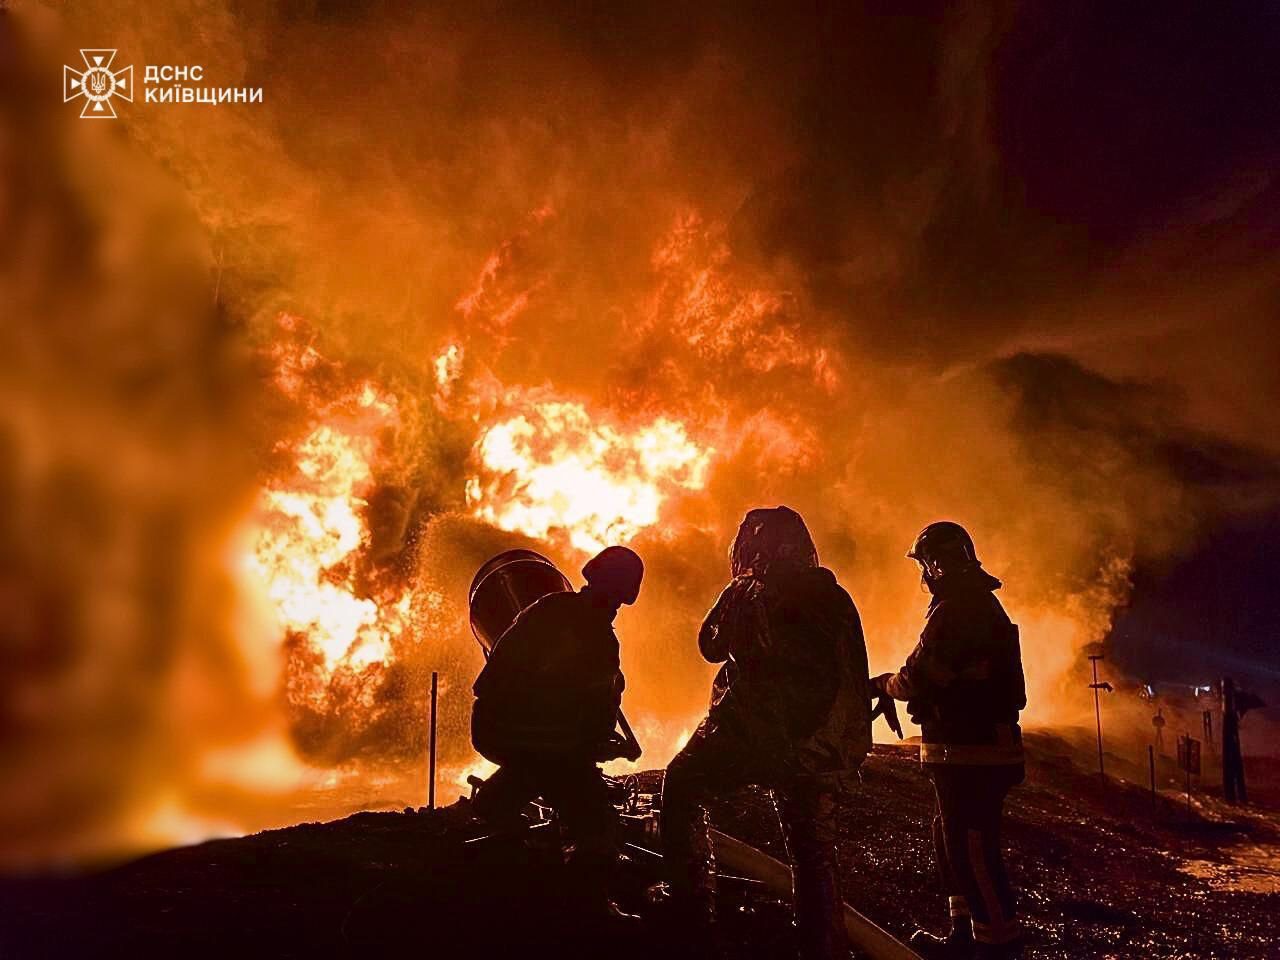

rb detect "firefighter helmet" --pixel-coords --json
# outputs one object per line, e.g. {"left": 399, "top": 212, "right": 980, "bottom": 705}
{"left": 907, "top": 521, "right": 979, "bottom": 581}
{"left": 730, "top": 505, "right": 819, "bottom": 578}
{"left": 582, "top": 545, "right": 644, "bottom": 605}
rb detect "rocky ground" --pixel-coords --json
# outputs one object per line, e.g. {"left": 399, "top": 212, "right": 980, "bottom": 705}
{"left": 2, "top": 735, "right": 1277, "bottom": 959}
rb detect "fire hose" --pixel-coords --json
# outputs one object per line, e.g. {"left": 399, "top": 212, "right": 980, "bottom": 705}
{"left": 710, "top": 830, "right": 922, "bottom": 960}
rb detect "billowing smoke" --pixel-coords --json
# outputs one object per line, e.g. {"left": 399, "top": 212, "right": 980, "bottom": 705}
{"left": 2, "top": 1, "right": 1277, "bottom": 865}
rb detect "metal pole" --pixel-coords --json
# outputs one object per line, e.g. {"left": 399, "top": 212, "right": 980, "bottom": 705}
{"left": 428, "top": 671, "right": 439, "bottom": 811}
{"left": 1149, "top": 745, "right": 1156, "bottom": 806}
{"left": 1090, "top": 656, "right": 1104, "bottom": 777}
{"left": 1185, "top": 754, "right": 1192, "bottom": 817}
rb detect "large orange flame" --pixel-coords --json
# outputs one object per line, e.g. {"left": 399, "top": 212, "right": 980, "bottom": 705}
{"left": 465, "top": 399, "right": 713, "bottom": 554}
{"left": 247, "top": 345, "right": 412, "bottom": 709}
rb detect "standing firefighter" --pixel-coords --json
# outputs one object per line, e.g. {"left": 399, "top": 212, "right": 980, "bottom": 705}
{"left": 871, "top": 522, "right": 1026, "bottom": 960}
{"left": 661, "top": 506, "right": 872, "bottom": 960}
{"left": 470, "top": 546, "right": 644, "bottom": 918}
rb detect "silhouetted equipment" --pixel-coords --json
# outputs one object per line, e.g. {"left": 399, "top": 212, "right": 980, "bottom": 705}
{"left": 467, "top": 549, "right": 641, "bottom": 762}
{"left": 469, "top": 549, "right": 573, "bottom": 655}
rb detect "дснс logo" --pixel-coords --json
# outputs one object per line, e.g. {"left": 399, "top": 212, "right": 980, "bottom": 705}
{"left": 63, "top": 49, "right": 133, "bottom": 119}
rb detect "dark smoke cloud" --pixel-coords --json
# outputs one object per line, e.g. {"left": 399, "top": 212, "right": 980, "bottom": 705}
{"left": 3, "top": 0, "right": 1279, "bottom": 863}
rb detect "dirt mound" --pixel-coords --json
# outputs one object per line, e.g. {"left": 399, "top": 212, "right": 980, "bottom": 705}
{"left": 2, "top": 737, "right": 1276, "bottom": 958}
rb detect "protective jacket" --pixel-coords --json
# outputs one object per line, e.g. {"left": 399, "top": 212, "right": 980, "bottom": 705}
{"left": 700, "top": 565, "right": 872, "bottom": 778}
{"left": 472, "top": 590, "right": 623, "bottom": 765}
{"left": 881, "top": 569, "right": 1025, "bottom": 766}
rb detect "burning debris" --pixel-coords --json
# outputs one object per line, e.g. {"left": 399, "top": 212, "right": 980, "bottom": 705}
{"left": 238, "top": 325, "right": 425, "bottom": 765}
{"left": 252, "top": 379, "right": 411, "bottom": 695}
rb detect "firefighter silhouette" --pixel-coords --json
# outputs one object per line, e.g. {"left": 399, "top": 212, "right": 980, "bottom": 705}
{"left": 660, "top": 506, "right": 873, "bottom": 960}
{"left": 469, "top": 546, "right": 644, "bottom": 919}
{"left": 871, "top": 522, "right": 1027, "bottom": 960}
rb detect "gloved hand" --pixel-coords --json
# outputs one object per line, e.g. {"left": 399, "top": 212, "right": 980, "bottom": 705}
{"left": 870, "top": 682, "right": 904, "bottom": 739}
{"left": 594, "top": 733, "right": 637, "bottom": 763}
{"left": 873, "top": 696, "right": 903, "bottom": 739}
{"left": 869, "top": 672, "right": 893, "bottom": 696}
{"left": 594, "top": 730, "right": 643, "bottom": 763}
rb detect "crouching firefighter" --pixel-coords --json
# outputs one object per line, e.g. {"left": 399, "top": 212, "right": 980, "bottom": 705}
{"left": 871, "top": 522, "right": 1027, "bottom": 959}
{"left": 470, "top": 546, "right": 644, "bottom": 920}
{"left": 661, "top": 507, "right": 872, "bottom": 960}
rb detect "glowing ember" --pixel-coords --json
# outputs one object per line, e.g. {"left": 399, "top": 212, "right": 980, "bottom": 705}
{"left": 466, "top": 400, "right": 712, "bottom": 554}
{"left": 246, "top": 377, "right": 412, "bottom": 706}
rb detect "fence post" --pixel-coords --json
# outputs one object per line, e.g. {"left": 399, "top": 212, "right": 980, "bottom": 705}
{"left": 428, "top": 671, "right": 439, "bottom": 811}
{"left": 1149, "top": 745, "right": 1156, "bottom": 807}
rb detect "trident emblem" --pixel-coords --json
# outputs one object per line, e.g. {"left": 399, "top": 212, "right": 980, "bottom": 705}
{"left": 64, "top": 49, "right": 133, "bottom": 119}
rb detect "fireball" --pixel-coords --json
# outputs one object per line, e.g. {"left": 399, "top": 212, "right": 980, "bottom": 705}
{"left": 466, "top": 400, "right": 713, "bottom": 554}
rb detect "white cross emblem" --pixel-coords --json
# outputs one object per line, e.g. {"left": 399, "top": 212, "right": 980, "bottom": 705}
{"left": 63, "top": 49, "right": 133, "bottom": 119}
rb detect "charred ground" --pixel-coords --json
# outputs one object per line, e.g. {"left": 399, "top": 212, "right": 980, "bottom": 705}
{"left": 2, "top": 735, "right": 1277, "bottom": 959}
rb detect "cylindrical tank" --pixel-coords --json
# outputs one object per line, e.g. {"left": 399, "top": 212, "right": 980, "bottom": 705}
{"left": 468, "top": 549, "right": 572, "bottom": 656}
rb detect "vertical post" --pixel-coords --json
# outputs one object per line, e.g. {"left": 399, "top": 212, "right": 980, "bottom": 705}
{"left": 1148, "top": 745, "right": 1156, "bottom": 806}
{"left": 428, "top": 671, "right": 439, "bottom": 811}
{"left": 1089, "top": 655, "right": 1105, "bottom": 777}
{"left": 1185, "top": 755, "right": 1192, "bottom": 817}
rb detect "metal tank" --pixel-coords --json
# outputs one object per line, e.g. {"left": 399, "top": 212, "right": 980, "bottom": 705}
{"left": 468, "top": 549, "right": 572, "bottom": 656}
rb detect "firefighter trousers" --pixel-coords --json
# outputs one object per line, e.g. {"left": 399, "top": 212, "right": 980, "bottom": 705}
{"left": 474, "top": 757, "right": 617, "bottom": 904}
{"left": 926, "top": 762, "right": 1024, "bottom": 946}
{"left": 661, "top": 723, "right": 847, "bottom": 960}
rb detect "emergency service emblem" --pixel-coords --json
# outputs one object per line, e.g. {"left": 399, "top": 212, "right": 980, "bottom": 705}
{"left": 63, "top": 49, "right": 133, "bottom": 119}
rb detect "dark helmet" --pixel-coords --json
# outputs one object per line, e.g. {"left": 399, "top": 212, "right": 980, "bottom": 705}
{"left": 582, "top": 545, "right": 644, "bottom": 605}
{"left": 907, "top": 521, "right": 979, "bottom": 581}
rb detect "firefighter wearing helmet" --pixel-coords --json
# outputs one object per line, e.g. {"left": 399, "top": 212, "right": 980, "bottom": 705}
{"left": 871, "top": 522, "right": 1027, "bottom": 959}
{"left": 661, "top": 506, "right": 873, "bottom": 960}
{"left": 471, "top": 545, "right": 644, "bottom": 921}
